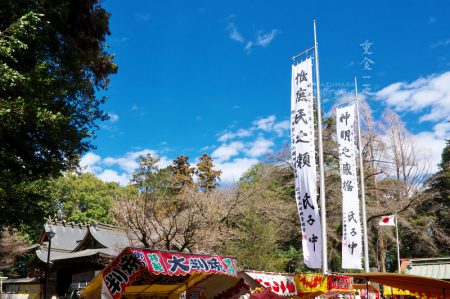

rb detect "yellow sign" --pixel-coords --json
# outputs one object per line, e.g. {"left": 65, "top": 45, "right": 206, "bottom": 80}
{"left": 382, "top": 285, "right": 438, "bottom": 299}
{"left": 294, "top": 274, "right": 327, "bottom": 294}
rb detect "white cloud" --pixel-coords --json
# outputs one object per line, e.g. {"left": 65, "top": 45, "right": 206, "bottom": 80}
{"left": 210, "top": 115, "right": 290, "bottom": 182}
{"left": 375, "top": 72, "right": 450, "bottom": 122}
{"left": 97, "top": 169, "right": 130, "bottom": 186}
{"left": 412, "top": 123, "right": 449, "bottom": 173}
{"left": 103, "top": 149, "right": 158, "bottom": 173}
{"left": 225, "top": 16, "right": 278, "bottom": 53}
{"left": 252, "top": 115, "right": 289, "bottom": 136}
{"left": 246, "top": 137, "right": 274, "bottom": 157}
{"left": 79, "top": 152, "right": 102, "bottom": 173}
{"left": 379, "top": 121, "right": 448, "bottom": 175}
{"left": 212, "top": 141, "right": 245, "bottom": 162}
{"left": 244, "top": 41, "right": 253, "bottom": 52}
{"left": 236, "top": 128, "right": 253, "bottom": 138}
{"left": 253, "top": 115, "right": 276, "bottom": 131}
{"left": 430, "top": 38, "right": 450, "bottom": 48}
{"left": 216, "top": 158, "right": 259, "bottom": 185}
{"left": 108, "top": 113, "right": 119, "bottom": 122}
{"left": 433, "top": 122, "right": 450, "bottom": 139}
{"left": 218, "top": 132, "right": 235, "bottom": 143}
{"left": 256, "top": 29, "right": 279, "bottom": 47}
{"left": 273, "top": 120, "right": 290, "bottom": 136}
{"left": 81, "top": 112, "right": 292, "bottom": 187}
{"left": 217, "top": 115, "right": 289, "bottom": 144}
{"left": 218, "top": 128, "right": 253, "bottom": 142}
{"left": 227, "top": 22, "right": 244, "bottom": 43}
{"left": 79, "top": 149, "right": 172, "bottom": 186}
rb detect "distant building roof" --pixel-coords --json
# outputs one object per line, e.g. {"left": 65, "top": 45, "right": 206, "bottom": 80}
{"left": 39, "top": 221, "right": 89, "bottom": 252}
{"left": 73, "top": 222, "right": 132, "bottom": 253}
{"left": 403, "top": 257, "right": 450, "bottom": 281}
{"left": 52, "top": 248, "right": 115, "bottom": 262}
{"left": 35, "top": 221, "right": 135, "bottom": 264}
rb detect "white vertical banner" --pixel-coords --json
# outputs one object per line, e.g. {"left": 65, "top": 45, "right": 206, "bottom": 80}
{"left": 291, "top": 58, "right": 322, "bottom": 269}
{"left": 336, "top": 104, "right": 362, "bottom": 269}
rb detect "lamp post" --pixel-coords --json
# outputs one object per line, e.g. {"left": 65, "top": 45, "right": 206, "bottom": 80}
{"left": 43, "top": 231, "right": 56, "bottom": 299}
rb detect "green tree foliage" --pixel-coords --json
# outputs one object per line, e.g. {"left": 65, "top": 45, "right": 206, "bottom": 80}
{"left": 196, "top": 154, "right": 222, "bottom": 192}
{"left": 220, "top": 162, "right": 303, "bottom": 272}
{"left": 47, "top": 173, "right": 122, "bottom": 225}
{"left": 223, "top": 109, "right": 447, "bottom": 272}
{"left": 223, "top": 213, "right": 289, "bottom": 272}
{"left": 113, "top": 153, "right": 243, "bottom": 252}
{"left": 131, "top": 154, "right": 164, "bottom": 195}
{"left": 9, "top": 173, "right": 125, "bottom": 242}
{"left": 0, "top": 0, "right": 117, "bottom": 229}
{"left": 171, "top": 156, "right": 196, "bottom": 193}
{"left": 420, "top": 140, "right": 450, "bottom": 255}
{"left": 116, "top": 154, "right": 200, "bottom": 250}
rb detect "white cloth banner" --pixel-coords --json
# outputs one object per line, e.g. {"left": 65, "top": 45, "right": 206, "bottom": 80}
{"left": 336, "top": 104, "right": 362, "bottom": 269}
{"left": 290, "top": 59, "right": 322, "bottom": 269}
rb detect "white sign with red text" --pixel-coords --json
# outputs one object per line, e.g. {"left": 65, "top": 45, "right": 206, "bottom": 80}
{"left": 246, "top": 272, "right": 297, "bottom": 296}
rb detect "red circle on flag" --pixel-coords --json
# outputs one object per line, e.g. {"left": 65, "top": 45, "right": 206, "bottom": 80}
{"left": 382, "top": 217, "right": 389, "bottom": 223}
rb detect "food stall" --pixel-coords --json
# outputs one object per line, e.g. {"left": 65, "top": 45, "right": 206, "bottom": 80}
{"left": 294, "top": 273, "right": 327, "bottom": 298}
{"left": 324, "top": 275, "right": 355, "bottom": 298}
{"left": 240, "top": 271, "right": 298, "bottom": 298}
{"left": 347, "top": 273, "right": 450, "bottom": 299}
{"left": 293, "top": 273, "right": 354, "bottom": 298}
{"left": 352, "top": 284, "right": 380, "bottom": 299}
{"left": 81, "top": 247, "right": 243, "bottom": 299}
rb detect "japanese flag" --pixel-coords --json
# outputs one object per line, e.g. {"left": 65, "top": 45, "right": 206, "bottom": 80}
{"left": 379, "top": 215, "right": 395, "bottom": 226}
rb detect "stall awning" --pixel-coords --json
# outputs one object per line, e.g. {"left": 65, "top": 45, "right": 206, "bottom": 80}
{"left": 346, "top": 272, "right": 450, "bottom": 297}
{"left": 293, "top": 273, "right": 354, "bottom": 298}
{"left": 242, "top": 271, "right": 298, "bottom": 297}
{"left": 80, "top": 247, "right": 238, "bottom": 299}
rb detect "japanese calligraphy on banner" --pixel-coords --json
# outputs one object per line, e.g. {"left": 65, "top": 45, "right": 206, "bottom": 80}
{"left": 327, "top": 275, "right": 353, "bottom": 292}
{"left": 101, "top": 250, "right": 146, "bottom": 299}
{"left": 101, "top": 248, "right": 238, "bottom": 299}
{"left": 291, "top": 58, "right": 322, "bottom": 269}
{"left": 336, "top": 104, "right": 362, "bottom": 269}
{"left": 245, "top": 271, "right": 297, "bottom": 296}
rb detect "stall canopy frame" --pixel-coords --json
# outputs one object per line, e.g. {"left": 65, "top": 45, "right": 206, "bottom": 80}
{"left": 347, "top": 272, "right": 450, "bottom": 298}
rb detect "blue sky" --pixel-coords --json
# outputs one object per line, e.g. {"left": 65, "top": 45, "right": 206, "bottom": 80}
{"left": 81, "top": 0, "right": 450, "bottom": 185}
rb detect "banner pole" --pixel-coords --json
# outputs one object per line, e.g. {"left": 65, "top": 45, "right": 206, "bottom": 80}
{"left": 313, "top": 19, "right": 328, "bottom": 274}
{"left": 355, "top": 77, "right": 370, "bottom": 272}
{"left": 395, "top": 212, "right": 401, "bottom": 273}
{"left": 292, "top": 46, "right": 315, "bottom": 61}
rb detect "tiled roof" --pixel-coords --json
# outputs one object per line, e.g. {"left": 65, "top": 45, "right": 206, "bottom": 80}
{"left": 35, "top": 221, "right": 134, "bottom": 263}
{"left": 405, "top": 257, "right": 450, "bottom": 280}
{"left": 40, "top": 221, "right": 89, "bottom": 252}
{"left": 52, "top": 248, "right": 116, "bottom": 261}
{"left": 73, "top": 222, "right": 133, "bottom": 252}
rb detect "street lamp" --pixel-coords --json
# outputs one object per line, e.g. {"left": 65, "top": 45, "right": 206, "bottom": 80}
{"left": 43, "top": 231, "right": 56, "bottom": 299}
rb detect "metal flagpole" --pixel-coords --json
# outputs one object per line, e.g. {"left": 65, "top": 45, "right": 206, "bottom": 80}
{"left": 395, "top": 212, "right": 401, "bottom": 273}
{"left": 354, "top": 77, "right": 370, "bottom": 272}
{"left": 313, "top": 20, "right": 328, "bottom": 274}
